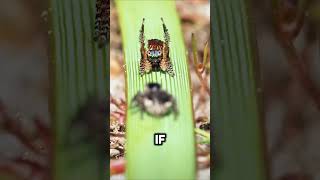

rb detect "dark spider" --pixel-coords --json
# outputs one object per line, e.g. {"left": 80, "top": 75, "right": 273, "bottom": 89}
{"left": 139, "top": 18, "right": 175, "bottom": 77}
{"left": 131, "top": 83, "right": 178, "bottom": 118}
{"left": 199, "top": 122, "right": 210, "bottom": 131}
{"left": 94, "top": 0, "right": 109, "bottom": 48}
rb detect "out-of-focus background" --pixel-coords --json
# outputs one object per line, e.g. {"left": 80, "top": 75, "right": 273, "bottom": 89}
{"left": 0, "top": 0, "right": 50, "bottom": 179}
{"left": 254, "top": 0, "right": 320, "bottom": 179}
{"left": 1, "top": 0, "right": 320, "bottom": 180}
{"left": 0, "top": 0, "right": 48, "bottom": 118}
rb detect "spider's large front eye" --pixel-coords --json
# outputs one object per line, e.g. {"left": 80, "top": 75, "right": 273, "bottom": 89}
{"left": 149, "top": 51, "right": 156, "bottom": 57}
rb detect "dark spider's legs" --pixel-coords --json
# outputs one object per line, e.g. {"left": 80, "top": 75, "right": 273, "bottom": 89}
{"left": 165, "top": 59, "right": 175, "bottom": 77}
{"left": 94, "top": 0, "right": 109, "bottom": 48}
{"left": 94, "top": 0, "right": 102, "bottom": 41}
{"left": 139, "top": 18, "right": 151, "bottom": 76}
{"left": 130, "top": 92, "right": 145, "bottom": 119}
{"left": 139, "top": 18, "right": 146, "bottom": 76}
{"left": 139, "top": 18, "right": 145, "bottom": 46}
{"left": 161, "top": 17, "right": 170, "bottom": 46}
{"left": 160, "top": 17, "right": 174, "bottom": 77}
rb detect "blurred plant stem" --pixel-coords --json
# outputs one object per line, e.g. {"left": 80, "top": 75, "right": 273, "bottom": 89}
{"left": 191, "top": 33, "right": 210, "bottom": 94}
{"left": 272, "top": 0, "right": 320, "bottom": 111}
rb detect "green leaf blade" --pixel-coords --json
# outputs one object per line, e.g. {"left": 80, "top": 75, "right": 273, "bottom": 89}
{"left": 116, "top": 1, "right": 196, "bottom": 179}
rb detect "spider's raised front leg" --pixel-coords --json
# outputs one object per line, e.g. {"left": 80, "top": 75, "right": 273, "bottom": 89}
{"left": 139, "top": 18, "right": 151, "bottom": 76}
{"left": 160, "top": 18, "right": 174, "bottom": 76}
{"left": 161, "top": 17, "right": 170, "bottom": 46}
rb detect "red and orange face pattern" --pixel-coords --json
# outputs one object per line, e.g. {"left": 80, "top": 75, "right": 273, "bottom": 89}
{"left": 139, "top": 18, "right": 175, "bottom": 77}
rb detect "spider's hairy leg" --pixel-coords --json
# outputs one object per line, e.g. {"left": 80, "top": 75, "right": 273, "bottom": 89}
{"left": 161, "top": 17, "right": 170, "bottom": 46}
{"left": 131, "top": 92, "right": 141, "bottom": 107}
{"left": 139, "top": 56, "right": 152, "bottom": 76}
{"left": 130, "top": 99, "right": 142, "bottom": 114}
{"left": 160, "top": 18, "right": 174, "bottom": 76}
{"left": 139, "top": 18, "right": 151, "bottom": 76}
{"left": 100, "top": 0, "right": 110, "bottom": 43}
{"left": 94, "top": 0, "right": 109, "bottom": 48}
{"left": 139, "top": 18, "right": 145, "bottom": 45}
{"left": 160, "top": 44, "right": 175, "bottom": 76}
{"left": 94, "top": 0, "right": 102, "bottom": 41}
{"left": 160, "top": 60, "right": 175, "bottom": 77}
{"left": 166, "top": 61, "right": 175, "bottom": 77}
{"left": 131, "top": 92, "right": 145, "bottom": 119}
